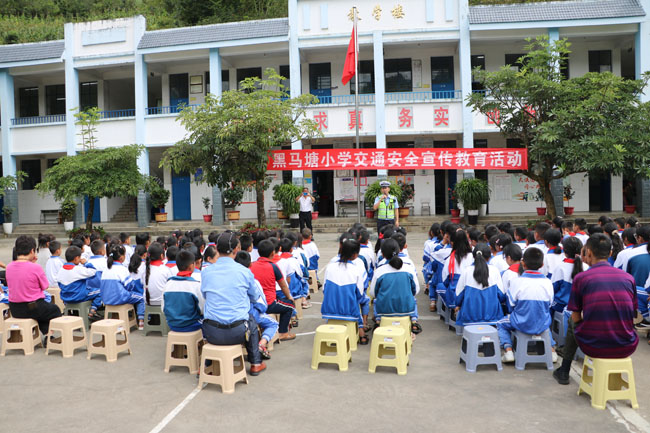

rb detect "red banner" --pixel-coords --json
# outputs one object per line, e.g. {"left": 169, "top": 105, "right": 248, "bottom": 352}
{"left": 267, "top": 148, "right": 527, "bottom": 171}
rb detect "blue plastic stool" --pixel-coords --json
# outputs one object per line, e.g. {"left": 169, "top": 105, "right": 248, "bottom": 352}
{"left": 460, "top": 325, "right": 502, "bottom": 373}
{"left": 551, "top": 311, "right": 566, "bottom": 347}
{"left": 513, "top": 329, "right": 554, "bottom": 371}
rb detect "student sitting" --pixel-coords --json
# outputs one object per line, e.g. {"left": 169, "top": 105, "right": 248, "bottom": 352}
{"left": 100, "top": 244, "right": 145, "bottom": 329}
{"left": 302, "top": 228, "right": 320, "bottom": 284}
{"left": 56, "top": 246, "right": 101, "bottom": 320}
{"left": 428, "top": 222, "right": 454, "bottom": 312}
{"left": 422, "top": 223, "right": 443, "bottom": 295}
{"left": 203, "top": 245, "right": 218, "bottom": 267}
{"left": 45, "top": 241, "right": 63, "bottom": 288}
{"left": 528, "top": 222, "right": 550, "bottom": 254}
{"left": 162, "top": 250, "right": 204, "bottom": 333}
{"left": 454, "top": 243, "right": 506, "bottom": 327}
{"left": 489, "top": 233, "right": 511, "bottom": 273}
{"left": 436, "top": 229, "right": 473, "bottom": 311}
{"left": 574, "top": 218, "right": 589, "bottom": 245}
{"left": 497, "top": 247, "right": 555, "bottom": 363}
{"left": 513, "top": 227, "right": 528, "bottom": 251}
{"left": 542, "top": 229, "right": 564, "bottom": 278}
{"left": 276, "top": 238, "right": 307, "bottom": 311}
{"left": 164, "top": 246, "right": 179, "bottom": 275}
{"left": 145, "top": 243, "right": 171, "bottom": 306}
{"left": 501, "top": 244, "right": 523, "bottom": 293}
{"left": 358, "top": 229, "right": 376, "bottom": 283}
{"left": 550, "top": 236, "right": 585, "bottom": 314}
{"left": 322, "top": 239, "right": 370, "bottom": 344}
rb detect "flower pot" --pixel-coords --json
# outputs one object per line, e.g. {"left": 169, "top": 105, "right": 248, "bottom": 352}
{"left": 226, "top": 210, "right": 240, "bottom": 221}
{"left": 154, "top": 212, "right": 167, "bottom": 222}
{"left": 624, "top": 205, "right": 637, "bottom": 214}
{"left": 277, "top": 210, "right": 287, "bottom": 219}
{"left": 536, "top": 207, "right": 547, "bottom": 216}
{"left": 311, "top": 211, "right": 319, "bottom": 220}
{"left": 203, "top": 215, "right": 213, "bottom": 223}
{"left": 289, "top": 213, "right": 300, "bottom": 228}
{"left": 563, "top": 207, "right": 574, "bottom": 216}
{"left": 467, "top": 209, "right": 479, "bottom": 226}
{"left": 450, "top": 216, "right": 461, "bottom": 224}
{"left": 398, "top": 208, "right": 410, "bottom": 218}
{"left": 365, "top": 210, "right": 375, "bottom": 219}
{"left": 450, "top": 209, "right": 460, "bottom": 217}
{"left": 480, "top": 204, "right": 487, "bottom": 217}
{"left": 2, "top": 222, "right": 12, "bottom": 235}
{"left": 64, "top": 221, "right": 74, "bottom": 231}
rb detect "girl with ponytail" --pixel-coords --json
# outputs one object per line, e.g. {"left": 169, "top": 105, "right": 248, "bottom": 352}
{"left": 101, "top": 243, "right": 146, "bottom": 329}
{"left": 436, "top": 229, "right": 473, "bottom": 310}
{"left": 550, "top": 236, "right": 586, "bottom": 314}
{"left": 144, "top": 242, "right": 170, "bottom": 306}
{"left": 454, "top": 243, "right": 506, "bottom": 327}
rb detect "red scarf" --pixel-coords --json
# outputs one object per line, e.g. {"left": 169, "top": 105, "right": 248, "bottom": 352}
{"left": 563, "top": 258, "right": 575, "bottom": 264}
{"left": 508, "top": 263, "right": 520, "bottom": 272}
{"left": 280, "top": 252, "right": 292, "bottom": 259}
{"left": 449, "top": 250, "right": 456, "bottom": 279}
{"left": 150, "top": 260, "right": 163, "bottom": 266}
{"left": 177, "top": 270, "right": 192, "bottom": 277}
{"left": 271, "top": 254, "right": 281, "bottom": 263}
{"left": 302, "top": 240, "right": 311, "bottom": 245}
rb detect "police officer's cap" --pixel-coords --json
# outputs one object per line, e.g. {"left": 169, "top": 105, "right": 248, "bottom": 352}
{"left": 379, "top": 181, "right": 391, "bottom": 188}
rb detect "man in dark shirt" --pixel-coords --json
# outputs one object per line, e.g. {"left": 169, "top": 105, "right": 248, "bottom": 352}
{"left": 553, "top": 234, "right": 638, "bottom": 385}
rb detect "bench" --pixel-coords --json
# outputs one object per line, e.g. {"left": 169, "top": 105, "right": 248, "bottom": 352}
{"left": 40, "top": 210, "right": 61, "bottom": 224}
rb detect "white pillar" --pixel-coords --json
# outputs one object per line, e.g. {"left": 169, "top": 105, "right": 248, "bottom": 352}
{"left": 373, "top": 30, "right": 387, "bottom": 179}
{"left": 458, "top": 0, "right": 474, "bottom": 179}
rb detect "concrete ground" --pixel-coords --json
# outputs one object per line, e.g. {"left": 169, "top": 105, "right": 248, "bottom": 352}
{"left": 1, "top": 232, "right": 650, "bottom": 433}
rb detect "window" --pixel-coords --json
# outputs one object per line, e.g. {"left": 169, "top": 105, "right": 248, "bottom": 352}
{"left": 589, "top": 50, "right": 612, "bottom": 73}
{"left": 505, "top": 54, "right": 526, "bottom": 71}
{"left": 45, "top": 84, "right": 66, "bottom": 115}
{"left": 507, "top": 139, "right": 524, "bottom": 174}
{"left": 237, "top": 67, "right": 262, "bottom": 90}
{"left": 21, "top": 159, "right": 41, "bottom": 190}
{"left": 80, "top": 82, "right": 98, "bottom": 111}
{"left": 350, "top": 60, "right": 374, "bottom": 94}
{"left": 279, "top": 65, "right": 290, "bottom": 94}
{"left": 384, "top": 58, "right": 412, "bottom": 92}
{"left": 387, "top": 142, "right": 414, "bottom": 175}
{"left": 19, "top": 87, "right": 39, "bottom": 118}
{"left": 205, "top": 70, "right": 230, "bottom": 94}
{"left": 471, "top": 55, "right": 485, "bottom": 91}
{"left": 309, "top": 63, "right": 331, "bottom": 95}
{"left": 47, "top": 158, "right": 57, "bottom": 169}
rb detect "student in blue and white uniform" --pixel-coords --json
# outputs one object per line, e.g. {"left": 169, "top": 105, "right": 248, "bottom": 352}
{"left": 513, "top": 227, "right": 529, "bottom": 252}
{"left": 489, "top": 233, "right": 511, "bottom": 274}
{"left": 302, "top": 228, "right": 320, "bottom": 272}
{"left": 321, "top": 238, "right": 370, "bottom": 344}
{"left": 542, "top": 229, "right": 564, "bottom": 279}
{"left": 277, "top": 238, "right": 307, "bottom": 310}
{"left": 100, "top": 244, "right": 145, "bottom": 329}
{"left": 497, "top": 247, "right": 556, "bottom": 363}
{"left": 422, "top": 223, "right": 442, "bottom": 292}
{"left": 527, "top": 222, "right": 550, "bottom": 255}
{"left": 428, "top": 223, "right": 454, "bottom": 312}
{"left": 358, "top": 229, "right": 376, "bottom": 283}
{"left": 162, "top": 249, "right": 204, "bottom": 333}
{"left": 501, "top": 244, "right": 523, "bottom": 293}
{"left": 145, "top": 242, "right": 172, "bottom": 306}
{"left": 615, "top": 225, "right": 650, "bottom": 319}
{"left": 550, "top": 237, "right": 586, "bottom": 314}
{"left": 384, "top": 232, "right": 422, "bottom": 333}
{"left": 288, "top": 232, "right": 310, "bottom": 303}
{"left": 436, "top": 229, "right": 473, "bottom": 310}
{"left": 56, "top": 246, "right": 101, "bottom": 319}
{"left": 45, "top": 241, "right": 64, "bottom": 288}
{"left": 573, "top": 218, "right": 589, "bottom": 245}
{"left": 454, "top": 243, "right": 506, "bottom": 327}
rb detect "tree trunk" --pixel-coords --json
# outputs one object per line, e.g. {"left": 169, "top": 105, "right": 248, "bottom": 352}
{"left": 86, "top": 196, "right": 95, "bottom": 230}
{"left": 255, "top": 183, "right": 266, "bottom": 227}
{"left": 541, "top": 181, "right": 557, "bottom": 219}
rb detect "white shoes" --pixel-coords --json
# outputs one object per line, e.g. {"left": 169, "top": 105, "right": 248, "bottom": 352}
{"left": 552, "top": 351, "right": 558, "bottom": 363}
{"left": 501, "top": 350, "right": 515, "bottom": 363}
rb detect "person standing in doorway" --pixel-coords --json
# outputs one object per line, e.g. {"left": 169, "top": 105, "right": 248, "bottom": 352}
{"left": 373, "top": 181, "right": 399, "bottom": 234}
{"left": 296, "top": 187, "right": 315, "bottom": 232}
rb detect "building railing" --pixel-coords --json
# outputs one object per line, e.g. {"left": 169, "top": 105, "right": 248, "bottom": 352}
{"left": 146, "top": 105, "right": 200, "bottom": 115}
{"left": 11, "top": 114, "right": 66, "bottom": 126}
{"left": 98, "top": 109, "right": 136, "bottom": 119}
{"left": 314, "top": 94, "right": 376, "bottom": 105}
{"left": 385, "top": 90, "right": 462, "bottom": 102}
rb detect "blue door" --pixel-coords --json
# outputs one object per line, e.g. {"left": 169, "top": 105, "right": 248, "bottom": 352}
{"left": 431, "top": 57, "right": 455, "bottom": 99}
{"left": 84, "top": 196, "right": 101, "bottom": 223}
{"left": 169, "top": 73, "right": 189, "bottom": 112}
{"left": 172, "top": 173, "right": 191, "bottom": 220}
{"left": 309, "top": 63, "right": 332, "bottom": 103}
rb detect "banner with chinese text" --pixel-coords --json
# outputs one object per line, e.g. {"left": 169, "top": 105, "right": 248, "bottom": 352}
{"left": 267, "top": 148, "right": 527, "bottom": 171}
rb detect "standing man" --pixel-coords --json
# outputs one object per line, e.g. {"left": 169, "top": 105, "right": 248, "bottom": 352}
{"left": 373, "top": 181, "right": 399, "bottom": 234}
{"left": 296, "top": 187, "right": 315, "bottom": 232}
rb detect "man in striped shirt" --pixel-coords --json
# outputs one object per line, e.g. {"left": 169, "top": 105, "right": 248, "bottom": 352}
{"left": 553, "top": 234, "right": 638, "bottom": 385}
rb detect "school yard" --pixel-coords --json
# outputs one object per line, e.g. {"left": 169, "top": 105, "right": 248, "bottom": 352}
{"left": 1, "top": 232, "right": 650, "bottom": 433}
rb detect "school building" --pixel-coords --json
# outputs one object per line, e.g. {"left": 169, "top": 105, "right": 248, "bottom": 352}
{"left": 1, "top": 0, "right": 649, "bottom": 226}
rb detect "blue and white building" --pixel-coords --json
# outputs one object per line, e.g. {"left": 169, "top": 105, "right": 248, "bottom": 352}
{"left": 0, "top": 0, "right": 649, "bottom": 225}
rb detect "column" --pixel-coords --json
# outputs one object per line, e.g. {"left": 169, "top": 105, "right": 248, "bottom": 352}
{"left": 548, "top": 28, "right": 564, "bottom": 215}
{"left": 209, "top": 48, "right": 224, "bottom": 225}
{"left": 0, "top": 70, "right": 19, "bottom": 224}
{"left": 289, "top": 0, "right": 304, "bottom": 186}
{"left": 458, "top": 0, "right": 474, "bottom": 179}
{"left": 135, "top": 53, "right": 150, "bottom": 227}
{"left": 636, "top": 4, "right": 650, "bottom": 216}
{"left": 373, "top": 30, "right": 387, "bottom": 179}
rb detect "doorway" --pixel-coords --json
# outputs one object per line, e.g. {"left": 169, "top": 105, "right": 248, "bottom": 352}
{"left": 589, "top": 172, "right": 611, "bottom": 212}
{"left": 434, "top": 140, "right": 458, "bottom": 214}
{"left": 84, "top": 196, "right": 101, "bottom": 223}
{"left": 172, "top": 172, "right": 191, "bottom": 220}
{"left": 313, "top": 171, "right": 334, "bottom": 216}
{"left": 169, "top": 73, "right": 189, "bottom": 111}
{"left": 431, "top": 56, "right": 455, "bottom": 98}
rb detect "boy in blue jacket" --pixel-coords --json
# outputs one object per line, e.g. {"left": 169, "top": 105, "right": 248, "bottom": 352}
{"left": 162, "top": 250, "right": 203, "bottom": 333}
{"left": 56, "top": 246, "right": 102, "bottom": 320}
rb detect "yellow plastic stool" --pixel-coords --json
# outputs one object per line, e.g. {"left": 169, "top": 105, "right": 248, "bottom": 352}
{"left": 311, "top": 324, "right": 351, "bottom": 372}
{"left": 327, "top": 319, "right": 359, "bottom": 351}
{"left": 368, "top": 327, "right": 408, "bottom": 375}
{"left": 164, "top": 330, "right": 204, "bottom": 374}
{"left": 87, "top": 319, "right": 131, "bottom": 362}
{"left": 0, "top": 318, "right": 42, "bottom": 356}
{"left": 308, "top": 270, "right": 319, "bottom": 293}
{"left": 578, "top": 356, "right": 639, "bottom": 410}
{"left": 0, "top": 303, "right": 9, "bottom": 336}
{"left": 104, "top": 304, "right": 137, "bottom": 334}
{"left": 294, "top": 297, "right": 303, "bottom": 320}
{"left": 380, "top": 316, "right": 412, "bottom": 354}
{"left": 46, "top": 316, "right": 87, "bottom": 358}
{"left": 46, "top": 287, "right": 65, "bottom": 313}
{"left": 198, "top": 344, "right": 249, "bottom": 394}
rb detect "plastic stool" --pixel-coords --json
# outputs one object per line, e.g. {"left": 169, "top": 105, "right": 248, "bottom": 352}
{"left": 327, "top": 319, "right": 359, "bottom": 351}
{"left": 369, "top": 327, "right": 409, "bottom": 375}
{"left": 87, "top": 319, "right": 131, "bottom": 362}
{"left": 46, "top": 287, "right": 65, "bottom": 313}
{"left": 164, "top": 330, "right": 204, "bottom": 374}
{"left": 513, "top": 329, "right": 554, "bottom": 370}
{"left": 64, "top": 301, "right": 91, "bottom": 330}
{"left": 266, "top": 314, "right": 280, "bottom": 351}
{"left": 46, "top": 316, "right": 87, "bottom": 358}
{"left": 551, "top": 311, "right": 566, "bottom": 347}
{"left": 0, "top": 303, "right": 9, "bottom": 336}
{"left": 460, "top": 325, "right": 502, "bottom": 373}
{"left": 311, "top": 324, "right": 351, "bottom": 372}
{"left": 105, "top": 304, "right": 137, "bottom": 333}
{"left": 380, "top": 316, "right": 412, "bottom": 354}
{"left": 438, "top": 296, "right": 450, "bottom": 324}
{"left": 198, "top": 344, "right": 249, "bottom": 393}
{"left": 144, "top": 305, "right": 169, "bottom": 336}
{"left": 294, "top": 297, "right": 303, "bottom": 320}
{"left": 577, "top": 356, "right": 639, "bottom": 410}
{"left": 0, "top": 318, "right": 42, "bottom": 356}
{"left": 308, "top": 270, "right": 319, "bottom": 293}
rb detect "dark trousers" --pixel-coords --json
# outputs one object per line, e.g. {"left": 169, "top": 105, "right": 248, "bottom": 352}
{"left": 299, "top": 211, "right": 312, "bottom": 232}
{"left": 9, "top": 299, "right": 62, "bottom": 335}
{"left": 266, "top": 299, "right": 295, "bottom": 333}
{"left": 377, "top": 218, "right": 395, "bottom": 235}
{"left": 561, "top": 316, "right": 579, "bottom": 365}
{"left": 202, "top": 315, "right": 261, "bottom": 365}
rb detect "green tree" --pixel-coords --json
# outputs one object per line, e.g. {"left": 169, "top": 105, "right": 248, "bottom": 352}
{"left": 36, "top": 144, "right": 146, "bottom": 230}
{"left": 467, "top": 36, "right": 650, "bottom": 218}
{"left": 74, "top": 106, "right": 100, "bottom": 150}
{"left": 161, "top": 68, "right": 321, "bottom": 226}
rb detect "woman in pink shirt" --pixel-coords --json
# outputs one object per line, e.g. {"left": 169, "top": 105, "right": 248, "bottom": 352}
{"left": 7, "top": 236, "right": 62, "bottom": 335}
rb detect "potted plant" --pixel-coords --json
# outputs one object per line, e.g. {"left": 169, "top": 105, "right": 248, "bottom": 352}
{"left": 397, "top": 182, "right": 414, "bottom": 218}
{"left": 455, "top": 178, "right": 489, "bottom": 225}
{"left": 448, "top": 187, "right": 460, "bottom": 217}
{"left": 364, "top": 180, "right": 402, "bottom": 219}
{"left": 534, "top": 187, "right": 546, "bottom": 216}
{"left": 311, "top": 191, "right": 319, "bottom": 220}
{"left": 61, "top": 199, "right": 77, "bottom": 231}
{"left": 223, "top": 183, "right": 245, "bottom": 221}
{"left": 272, "top": 183, "right": 301, "bottom": 227}
{"left": 147, "top": 176, "right": 170, "bottom": 222}
{"left": 624, "top": 204, "right": 637, "bottom": 214}
{"left": 202, "top": 196, "right": 213, "bottom": 222}
{"left": 2, "top": 207, "right": 13, "bottom": 234}
{"left": 563, "top": 183, "right": 575, "bottom": 216}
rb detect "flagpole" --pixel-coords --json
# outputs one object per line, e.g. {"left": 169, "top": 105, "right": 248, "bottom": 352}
{"left": 354, "top": 6, "right": 361, "bottom": 224}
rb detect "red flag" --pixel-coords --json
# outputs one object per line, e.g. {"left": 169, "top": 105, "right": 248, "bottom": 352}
{"left": 341, "top": 28, "right": 356, "bottom": 85}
